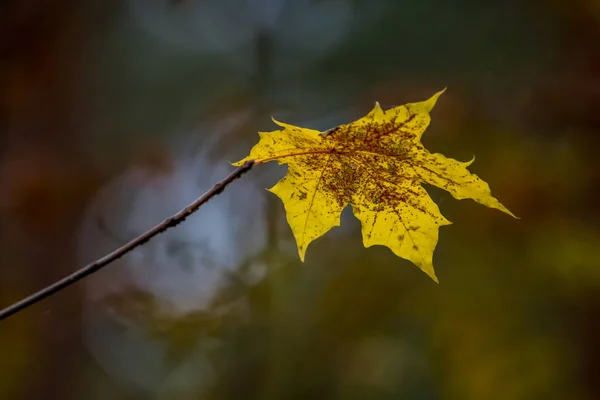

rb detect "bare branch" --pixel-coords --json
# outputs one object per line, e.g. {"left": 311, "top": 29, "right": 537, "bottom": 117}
{"left": 0, "top": 160, "right": 255, "bottom": 321}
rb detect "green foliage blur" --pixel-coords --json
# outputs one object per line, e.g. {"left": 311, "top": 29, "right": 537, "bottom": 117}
{"left": 1, "top": 0, "right": 599, "bottom": 399}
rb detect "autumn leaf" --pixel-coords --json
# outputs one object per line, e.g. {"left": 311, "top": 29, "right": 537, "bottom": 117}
{"left": 234, "top": 89, "right": 516, "bottom": 282}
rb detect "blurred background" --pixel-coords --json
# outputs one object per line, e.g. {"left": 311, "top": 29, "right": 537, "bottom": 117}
{"left": 1, "top": 0, "right": 599, "bottom": 398}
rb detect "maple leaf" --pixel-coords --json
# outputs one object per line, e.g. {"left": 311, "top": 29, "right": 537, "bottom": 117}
{"left": 234, "top": 89, "right": 516, "bottom": 282}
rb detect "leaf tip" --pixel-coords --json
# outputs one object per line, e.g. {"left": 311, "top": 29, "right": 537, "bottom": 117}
{"left": 464, "top": 155, "right": 475, "bottom": 167}
{"left": 298, "top": 246, "right": 307, "bottom": 262}
{"left": 271, "top": 116, "right": 284, "bottom": 127}
{"left": 441, "top": 216, "right": 453, "bottom": 226}
{"left": 364, "top": 101, "right": 385, "bottom": 121}
{"left": 419, "top": 265, "right": 439, "bottom": 283}
{"left": 424, "top": 88, "right": 447, "bottom": 112}
{"left": 423, "top": 266, "right": 439, "bottom": 283}
{"left": 502, "top": 206, "right": 520, "bottom": 219}
{"left": 487, "top": 198, "right": 519, "bottom": 219}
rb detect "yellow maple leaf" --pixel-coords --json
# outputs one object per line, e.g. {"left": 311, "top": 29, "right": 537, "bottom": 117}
{"left": 234, "top": 89, "right": 516, "bottom": 282}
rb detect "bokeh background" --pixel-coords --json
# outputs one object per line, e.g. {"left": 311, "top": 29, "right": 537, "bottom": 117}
{"left": 1, "top": 0, "right": 599, "bottom": 399}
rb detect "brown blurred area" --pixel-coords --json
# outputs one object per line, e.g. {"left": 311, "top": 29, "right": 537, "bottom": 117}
{"left": 1, "top": 1, "right": 91, "bottom": 398}
{"left": 0, "top": 0, "right": 600, "bottom": 399}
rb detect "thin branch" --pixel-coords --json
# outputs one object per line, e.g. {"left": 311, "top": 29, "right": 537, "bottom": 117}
{"left": 0, "top": 160, "right": 255, "bottom": 321}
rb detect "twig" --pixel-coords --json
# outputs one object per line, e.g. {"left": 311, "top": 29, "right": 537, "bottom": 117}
{"left": 0, "top": 160, "right": 255, "bottom": 321}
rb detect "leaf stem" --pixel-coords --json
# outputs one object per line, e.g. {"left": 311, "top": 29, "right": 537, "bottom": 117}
{"left": 0, "top": 160, "right": 255, "bottom": 322}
